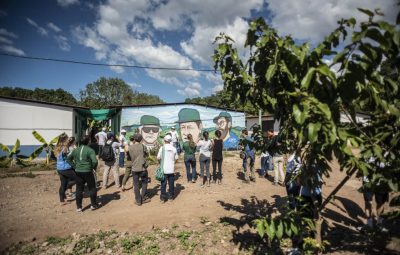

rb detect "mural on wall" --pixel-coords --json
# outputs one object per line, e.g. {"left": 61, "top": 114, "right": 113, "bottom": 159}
{"left": 121, "top": 104, "right": 245, "bottom": 150}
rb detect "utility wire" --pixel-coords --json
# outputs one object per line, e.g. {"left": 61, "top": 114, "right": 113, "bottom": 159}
{"left": 0, "top": 52, "right": 217, "bottom": 72}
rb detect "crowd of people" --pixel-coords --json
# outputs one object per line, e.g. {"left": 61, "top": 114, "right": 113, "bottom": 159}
{"left": 53, "top": 126, "right": 389, "bottom": 232}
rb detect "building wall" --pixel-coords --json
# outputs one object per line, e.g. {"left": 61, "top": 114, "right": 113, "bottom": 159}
{"left": 121, "top": 104, "right": 245, "bottom": 150}
{"left": 0, "top": 98, "right": 74, "bottom": 148}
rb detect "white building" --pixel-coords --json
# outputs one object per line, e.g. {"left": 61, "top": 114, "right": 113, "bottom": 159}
{"left": 0, "top": 96, "right": 87, "bottom": 157}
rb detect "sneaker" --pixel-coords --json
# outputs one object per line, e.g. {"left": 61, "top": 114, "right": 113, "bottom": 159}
{"left": 142, "top": 198, "right": 151, "bottom": 204}
{"left": 90, "top": 204, "right": 99, "bottom": 211}
{"left": 76, "top": 208, "right": 83, "bottom": 213}
{"left": 134, "top": 201, "right": 142, "bottom": 206}
{"left": 191, "top": 180, "right": 196, "bottom": 183}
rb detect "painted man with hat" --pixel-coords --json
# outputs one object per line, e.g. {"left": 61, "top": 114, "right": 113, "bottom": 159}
{"left": 140, "top": 115, "right": 161, "bottom": 149}
{"left": 177, "top": 108, "right": 203, "bottom": 144}
{"left": 213, "top": 111, "right": 239, "bottom": 149}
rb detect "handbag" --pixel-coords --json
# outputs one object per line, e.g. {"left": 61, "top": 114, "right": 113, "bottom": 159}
{"left": 155, "top": 146, "right": 165, "bottom": 182}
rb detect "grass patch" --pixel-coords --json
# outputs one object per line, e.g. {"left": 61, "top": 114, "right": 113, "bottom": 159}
{"left": 120, "top": 236, "right": 143, "bottom": 253}
{"left": 0, "top": 171, "right": 36, "bottom": 179}
{"left": 46, "top": 236, "right": 71, "bottom": 246}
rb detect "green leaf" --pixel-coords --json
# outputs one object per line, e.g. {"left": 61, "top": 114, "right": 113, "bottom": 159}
{"left": 365, "top": 28, "right": 388, "bottom": 49}
{"left": 0, "top": 143, "right": 10, "bottom": 153}
{"left": 29, "top": 146, "right": 44, "bottom": 160}
{"left": 256, "top": 220, "right": 265, "bottom": 238}
{"left": 276, "top": 220, "right": 284, "bottom": 240}
{"left": 268, "top": 219, "right": 276, "bottom": 240}
{"left": 265, "top": 64, "right": 277, "bottom": 82}
{"left": 308, "top": 122, "right": 321, "bottom": 143}
{"left": 317, "top": 103, "right": 332, "bottom": 119}
{"left": 301, "top": 67, "right": 316, "bottom": 89}
{"left": 32, "top": 131, "right": 46, "bottom": 144}
{"left": 50, "top": 135, "right": 61, "bottom": 145}
{"left": 333, "top": 48, "right": 349, "bottom": 64}
{"left": 283, "top": 221, "right": 292, "bottom": 237}
{"left": 11, "top": 139, "right": 20, "bottom": 154}
{"left": 293, "top": 104, "right": 304, "bottom": 124}
{"left": 290, "top": 221, "right": 298, "bottom": 236}
{"left": 16, "top": 158, "right": 29, "bottom": 167}
{"left": 357, "top": 8, "right": 374, "bottom": 17}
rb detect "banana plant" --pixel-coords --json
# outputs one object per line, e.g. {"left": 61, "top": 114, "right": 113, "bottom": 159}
{"left": 30, "top": 131, "right": 60, "bottom": 165}
{"left": 0, "top": 139, "right": 29, "bottom": 168}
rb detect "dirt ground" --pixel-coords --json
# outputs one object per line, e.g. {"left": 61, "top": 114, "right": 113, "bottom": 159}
{"left": 0, "top": 154, "right": 399, "bottom": 254}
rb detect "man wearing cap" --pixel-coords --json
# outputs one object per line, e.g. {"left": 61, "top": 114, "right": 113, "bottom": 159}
{"left": 213, "top": 112, "right": 239, "bottom": 149}
{"left": 177, "top": 108, "right": 203, "bottom": 144}
{"left": 157, "top": 134, "right": 178, "bottom": 202}
{"left": 140, "top": 115, "right": 161, "bottom": 149}
{"left": 95, "top": 127, "right": 108, "bottom": 157}
{"left": 119, "top": 129, "right": 127, "bottom": 167}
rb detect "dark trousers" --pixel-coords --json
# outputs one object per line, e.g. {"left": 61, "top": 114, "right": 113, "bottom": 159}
{"left": 260, "top": 155, "right": 272, "bottom": 176}
{"left": 285, "top": 180, "right": 301, "bottom": 210}
{"left": 160, "top": 173, "right": 175, "bottom": 201}
{"left": 119, "top": 151, "right": 125, "bottom": 167}
{"left": 212, "top": 158, "right": 223, "bottom": 181}
{"left": 57, "top": 169, "right": 77, "bottom": 202}
{"left": 75, "top": 171, "right": 97, "bottom": 209}
{"left": 184, "top": 155, "right": 196, "bottom": 182}
{"left": 300, "top": 194, "right": 322, "bottom": 218}
{"left": 132, "top": 170, "right": 148, "bottom": 204}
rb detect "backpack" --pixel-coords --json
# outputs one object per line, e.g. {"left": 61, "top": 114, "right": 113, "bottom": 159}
{"left": 101, "top": 143, "right": 115, "bottom": 163}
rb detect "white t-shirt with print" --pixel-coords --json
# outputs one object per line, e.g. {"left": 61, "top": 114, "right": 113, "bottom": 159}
{"left": 157, "top": 143, "right": 178, "bottom": 174}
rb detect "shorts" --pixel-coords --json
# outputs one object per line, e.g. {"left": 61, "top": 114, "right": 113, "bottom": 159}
{"left": 363, "top": 192, "right": 389, "bottom": 205}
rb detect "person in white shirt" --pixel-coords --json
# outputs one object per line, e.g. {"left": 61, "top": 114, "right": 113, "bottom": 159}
{"left": 157, "top": 134, "right": 178, "bottom": 202}
{"left": 119, "top": 129, "right": 127, "bottom": 167}
{"left": 95, "top": 127, "right": 108, "bottom": 157}
{"left": 102, "top": 133, "right": 121, "bottom": 189}
{"left": 170, "top": 126, "right": 181, "bottom": 155}
{"left": 197, "top": 131, "right": 213, "bottom": 187}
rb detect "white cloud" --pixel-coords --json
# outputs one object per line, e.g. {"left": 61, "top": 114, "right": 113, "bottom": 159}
{"left": 177, "top": 82, "right": 202, "bottom": 97}
{"left": 205, "top": 72, "right": 224, "bottom": 93}
{"left": 26, "top": 18, "right": 48, "bottom": 36}
{"left": 0, "top": 28, "right": 17, "bottom": 38}
{"left": 47, "top": 22, "right": 62, "bottom": 33}
{"left": 127, "top": 82, "right": 142, "bottom": 90}
{"left": 57, "top": 0, "right": 79, "bottom": 8}
{"left": 0, "top": 45, "right": 25, "bottom": 56}
{"left": 54, "top": 35, "right": 71, "bottom": 51}
{"left": 212, "top": 84, "right": 224, "bottom": 93}
{"left": 266, "top": 0, "right": 398, "bottom": 44}
{"left": 72, "top": 25, "right": 109, "bottom": 60}
{"left": 0, "top": 36, "right": 12, "bottom": 44}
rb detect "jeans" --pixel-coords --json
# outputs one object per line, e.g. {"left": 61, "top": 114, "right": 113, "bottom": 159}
{"left": 173, "top": 142, "right": 181, "bottom": 155}
{"left": 132, "top": 170, "right": 148, "bottom": 204}
{"left": 242, "top": 151, "right": 255, "bottom": 180}
{"left": 199, "top": 154, "right": 211, "bottom": 180}
{"left": 57, "top": 169, "right": 77, "bottom": 202}
{"left": 273, "top": 156, "right": 285, "bottom": 184}
{"left": 122, "top": 166, "right": 132, "bottom": 187}
{"left": 98, "top": 145, "right": 104, "bottom": 157}
{"left": 160, "top": 173, "right": 175, "bottom": 201}
{"left": 260, "top": 155, "right": 272, "bottom": 176}
{"left": 184, "top": 155, "right": 196, "bottom": 182}
{"left": 75, "top": 171, "right": 97, "bottom": 209}
{"left": 119, "top": 151, "right": 125, "bottom": 167}
{"left": 212, "top": 158, "right": 223, "bottom": 181}
{"left": 285, "top": 177, "right": 301, "bottom": 210}
{"left": 103, "top": 160, "right": 120, "bottom": 188}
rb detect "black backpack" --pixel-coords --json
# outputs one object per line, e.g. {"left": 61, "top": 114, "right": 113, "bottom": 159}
{"left": 101, "top": 143, "right": 115, "bottom": 163}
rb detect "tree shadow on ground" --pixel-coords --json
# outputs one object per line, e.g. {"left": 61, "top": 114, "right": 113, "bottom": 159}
{"left": 218, "top": 195, "right": 288, "bottom": 254}
{"left": 322, "top": 195, "right": 400, "bottom": 254}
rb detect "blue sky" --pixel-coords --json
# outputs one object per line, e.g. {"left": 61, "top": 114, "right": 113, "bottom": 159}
{"left": 0, "top": 0, "right": 397, "bottom": 103}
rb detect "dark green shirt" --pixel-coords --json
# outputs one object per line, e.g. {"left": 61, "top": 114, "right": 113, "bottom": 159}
{"left": 182, "top": 141, "right": 196, "bottom": 160}
{"left": 66, "top": 145, "right": 98, "bottom": 173}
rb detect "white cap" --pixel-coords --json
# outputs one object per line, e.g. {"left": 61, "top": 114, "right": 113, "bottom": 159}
{"left": 102, "top": 127, "right": 106, "bottom": 131}
{"left": 164, "top": 134, "right": 172, "bottom": 142}
{"left": 121, "top": 129, "right": 126, "bottom": 133}
{"left": 171, "top": 126, "right": 176, "bottom": 129}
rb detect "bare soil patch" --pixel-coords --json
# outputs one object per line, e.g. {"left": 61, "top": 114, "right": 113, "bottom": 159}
{"left": 0, "top": 154, "right": 399, "bottom": 254}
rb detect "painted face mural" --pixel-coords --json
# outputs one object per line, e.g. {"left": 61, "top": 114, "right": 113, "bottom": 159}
{"left": 139, "top": 115, "right": 160, "bottom": 147}
{"left": 121, "top": 105, "right": 245, "bottom": 149}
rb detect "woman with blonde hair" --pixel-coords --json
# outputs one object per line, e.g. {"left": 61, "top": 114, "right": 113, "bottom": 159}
{"left": 54, "top": 133, "right": 77, "bottom": 205}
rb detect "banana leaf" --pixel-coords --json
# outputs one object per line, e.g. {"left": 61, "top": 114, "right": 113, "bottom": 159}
{"left": 50, "top": 135, "right": 60, "bottom": 145}
{"left": 0, "top": 143, "right": 10, "bottom": 153}
{"left": 10, "top": 139, "right": 20, "bottom": 154}
{"left": 16, "top": 158, "right": 29, "bottom": 167}
{"left": 17, "top": 154, "right": 29, "bottom": 159}
{"left": 0, "top": 155, "right": 7, "bottom": 161}
{"left": 29, "top": 146, "right": 44, "bottom": 160}
{"left": 0, "top": 158, "right": 12, "bottom": 168}
{"left": 32, "top": 131, "right": 46, "bottom": 144}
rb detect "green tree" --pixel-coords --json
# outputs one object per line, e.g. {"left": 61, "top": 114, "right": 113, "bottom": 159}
{"left": 0, "top": 87, "right": 78, "bottom": 105}
{"left": 79, "top": 77, "right": 165, "bottom": 108}
{"left": 214, "top": 8, "right": 399, "bottom": 251}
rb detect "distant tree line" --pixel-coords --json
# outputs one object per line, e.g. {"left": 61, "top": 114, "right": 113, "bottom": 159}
{"left": 185, "top": 89, "right": 259, "bottom": 115}
{"left": 0, "top": 77, "right": 165, "bottom": 109}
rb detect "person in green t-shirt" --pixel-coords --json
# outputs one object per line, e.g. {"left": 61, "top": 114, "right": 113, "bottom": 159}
{"left": 181, "top": 133, "right": 197, "bottom": 183}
